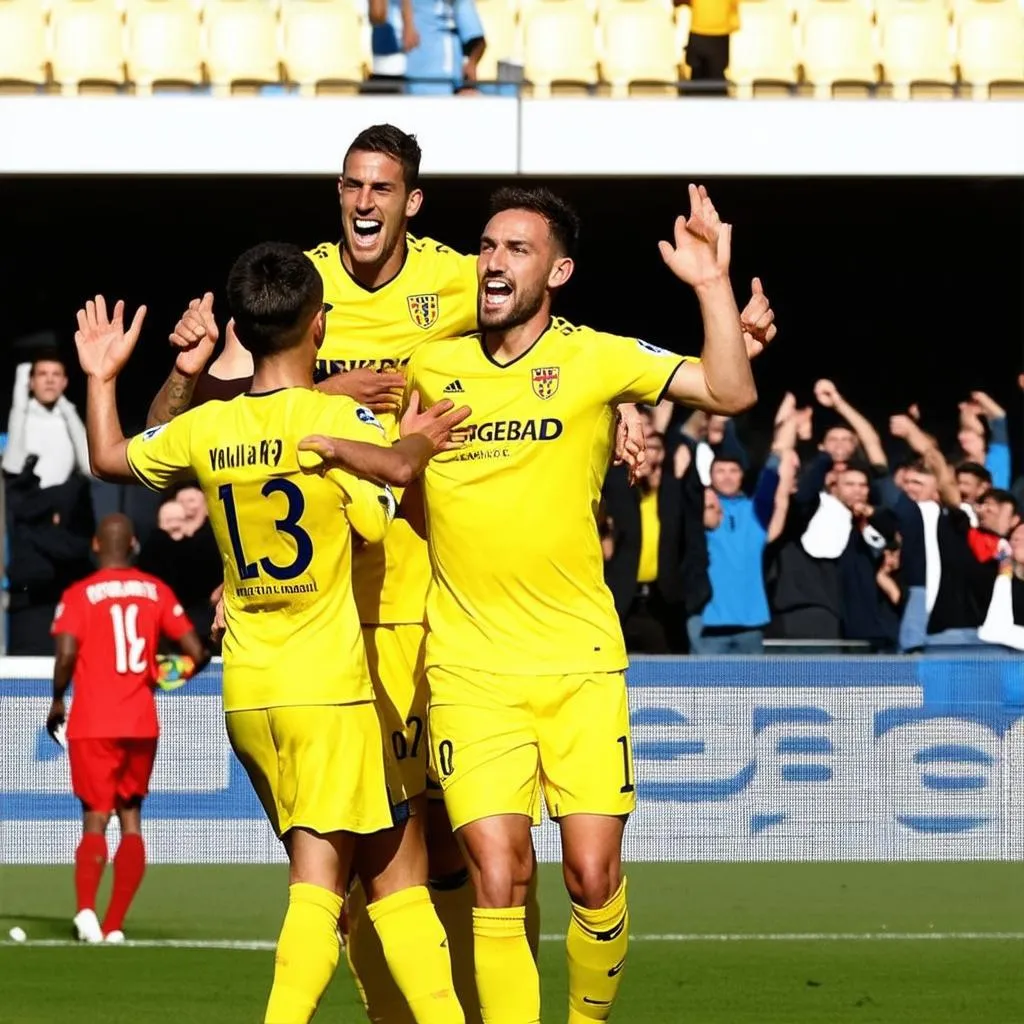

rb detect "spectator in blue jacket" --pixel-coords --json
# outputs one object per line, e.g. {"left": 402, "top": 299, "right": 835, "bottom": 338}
{"left": 370, "top": 0, "right": 486, "bottom": 95}
{"left": 695, "top": 452, "right": 785, "bottom": 654}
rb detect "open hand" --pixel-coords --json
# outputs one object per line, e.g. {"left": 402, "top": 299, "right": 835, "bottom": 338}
{"left": 400, "top": 392, "right": 472, "bottom": 452}
{"left": 320, "top": 367, "right": 407, "bottom": 413}
{"left": 75, "top": 295, "right": 147, "bottom": 382}
{"left": 658, "top": 184, "right": 731, "bottom": 290}
{"left": 170, "top": 293, "right": 218, "bottom": 377}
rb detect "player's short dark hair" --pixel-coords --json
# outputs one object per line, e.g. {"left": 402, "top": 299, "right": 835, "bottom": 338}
{"left": 907, "top": 458, "right": 934, "bottom": 476}
{"left": 488, "top": 187, "right": 580, "bottom": 259}
{"left": 957, "top": 461, "right": 991, "bottom": 484}
{"left": 226, "top": 242, "right": 323, "bottom": 359}
{"left": 345, "top": 124, "right": 421, "bottom": 191}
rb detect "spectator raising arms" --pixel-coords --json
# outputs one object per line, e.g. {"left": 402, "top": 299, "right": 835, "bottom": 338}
{"left": 3, "top": 354, "right": 90, "bottom": 488}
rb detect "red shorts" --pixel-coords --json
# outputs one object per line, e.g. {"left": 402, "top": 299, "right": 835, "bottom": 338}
{"left": 68, "top": 738, "right": 158, "bottom": 812}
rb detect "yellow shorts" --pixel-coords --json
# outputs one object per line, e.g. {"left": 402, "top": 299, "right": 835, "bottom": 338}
{"left": 363, "top": 624, "right": 429, "bottom": 801}
{"left": 427, "top": 668, "right": 637, "bottom": 831}
{"left": 225, "top": 703, "right": 403, "bottom": 838}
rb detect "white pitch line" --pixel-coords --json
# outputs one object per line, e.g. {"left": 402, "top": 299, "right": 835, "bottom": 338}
{"left": 6, "top": 932, "right": 1024, "bottom": 950}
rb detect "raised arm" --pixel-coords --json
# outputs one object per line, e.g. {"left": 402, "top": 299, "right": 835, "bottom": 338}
{"left": 890, "top": 413, "right": 960, "bottom": 508}
{"left": 972, "top": 390, "right": 1010, "bottom": 489}
{"left": 74, "top": 296, "right": 148, "bottom": 481}
{"left": 2, "top": 362, "right": 32, "bottom": 474}
{"left": 814, "top": 379, "right": 887, "bottom": 468}
{"left": 298, "top": 391, "right": 472, "bottom": 488}
{"left": 657, "top": 186, "right": 775, "bottom": 415}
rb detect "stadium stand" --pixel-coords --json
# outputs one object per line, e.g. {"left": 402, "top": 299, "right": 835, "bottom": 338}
{"left": 0, "top": 0, "right": 49, "bottom": 88}
{"left": 280, "top": 0, "right": 369, "bottom": 95}
{"left": 800, "top": 0, "right": 879, "bottom": 98}
{"left": 0, "top": 0, "right": 1021, "bottom": 95}
{"left": 204, "top": 0, "right": 281, "bottom": 93}
{"left": 126, "top": 0, "right": 204, "bottom": 93}
{"left": 51, "top": 0, "right": 126, "bottom": 94}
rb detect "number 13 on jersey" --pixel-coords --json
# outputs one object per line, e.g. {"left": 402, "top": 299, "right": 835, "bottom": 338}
{"left": 218, "top": 479, "right": 315, "bottom": 581}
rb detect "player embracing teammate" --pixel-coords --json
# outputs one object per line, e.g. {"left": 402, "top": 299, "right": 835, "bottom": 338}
{"left": 81, "top": 124, "right": 777, "bottom": 1023}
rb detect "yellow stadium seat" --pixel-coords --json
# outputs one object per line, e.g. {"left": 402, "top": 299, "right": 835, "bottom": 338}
{"left": 205, "top": 0, "right": 281, "bottom": 92}
{"left": 282, "top": 0, "right": 368, "bottom": 94}
{"left": 519, "top": 0, "right": 595, "bottom": 17}
{"left": 957, "top": 1, "right": 1024, "bottom": 95}
{"left": 949, "top": 0, "right": 1015, "bottom": 26}
{"left": 880, "top": 5, "right": 955, "bottom": 97}
{"left": 51, "top": 0, "right": 126, "bottom": 94}
{"left": 597, "top": 0, "right": 671, "bottom": 17}
{"left": 474, "top": 0, "right": 520, "bottom": 81}
{"left": 601, "top": 0, "right": 679, "bottom": 95}
{"left": 127, "top": 0, "right": 202, "bottom": 91}
{"left": 522, "top": 0, "right": 599, "bottom": 95}
{"left": 874, "top": 0, "right": 943, "bottom": 25}
{"left": 0, "top": 0, "right": 48, "bottom": 87}
{"left": 801, "top": 0, "right": 878, "bottom": 97}
{"left": 726, "top": 1, "right": 798, "bottom": 97}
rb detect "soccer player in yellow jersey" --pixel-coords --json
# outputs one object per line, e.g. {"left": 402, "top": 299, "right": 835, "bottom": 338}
{"left": 71, "top": 242, "right": 471, "bottom": 1024}
{"left": 396, "top": 185, "right": 776, "bottom": 1023}
{"left": 305, "top": 125, "right": 529, "bottom": 1024}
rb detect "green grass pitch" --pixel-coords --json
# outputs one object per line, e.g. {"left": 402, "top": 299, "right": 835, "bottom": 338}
{"left": 1, "top": 862, "right": 1022, "bottom": 1023}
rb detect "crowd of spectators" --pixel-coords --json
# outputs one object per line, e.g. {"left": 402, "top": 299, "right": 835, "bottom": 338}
{"left": 600, "top": 379, "right": 1024, "bottom": 657}
{"left": 4, "top": 336, "right": 1024, "bottom": 660}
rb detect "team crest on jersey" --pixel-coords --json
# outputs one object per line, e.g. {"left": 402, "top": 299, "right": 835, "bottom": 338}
{"left": 407, "top": 293, "right": 439, "bottom": 330}
{"left": 531, "top": 366, "right": 560, "bottom": 400}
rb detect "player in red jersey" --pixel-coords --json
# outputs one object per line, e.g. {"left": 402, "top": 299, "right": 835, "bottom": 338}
{"left": 46, "top": 513, "right": 211, "bottom": 944}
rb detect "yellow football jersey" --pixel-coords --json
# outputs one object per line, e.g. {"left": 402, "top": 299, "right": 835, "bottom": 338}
{"left": 125, "top": 388, "right": 397, "bottom": 713}
{"left": 406, "top": 317, "right": 687, "bottom": 676}
{"left": 305, "top": 234, "right": 478, "bottom": 626}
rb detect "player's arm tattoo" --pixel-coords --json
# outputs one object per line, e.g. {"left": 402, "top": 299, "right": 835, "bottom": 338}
{"left": 147, "top": 369, "right": 199, "bottom": 428}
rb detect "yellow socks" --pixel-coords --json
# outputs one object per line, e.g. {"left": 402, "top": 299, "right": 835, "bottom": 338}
{"left": 472, "top": 906, "right": 540, "bottom": 1024}
{"left": 368, "top": 885, "right": 465, "bottom": 1024}
{"left": 265, "top": 882, "right": 343, "bottom": 1024}
{"left": 566, "top": 879, "right": 629, "bottom": 1023}
{"left": 430, "top": 869, "right": 482, "bottom": 1024}
{"left": 344, "top": 878, "right": 413, "bottom": 1023}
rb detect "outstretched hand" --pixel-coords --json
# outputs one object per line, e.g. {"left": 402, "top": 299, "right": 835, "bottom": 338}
{"left": 75, "top": 295, "right": 147, "bottom": 383}
{"left": 400, "top": 391, "right": 473, "bottom": 453}
{"left": 658, "top": 184, "right": 731, "bottom": 290}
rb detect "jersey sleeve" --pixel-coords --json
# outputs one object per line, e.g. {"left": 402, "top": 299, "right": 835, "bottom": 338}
{"left": 50, "top": 587, "right": 85, "bottom": 640}
{"left": 125, "top": 414, "right": 195, "bottom": 492}
{"left": 596, "top": 332, "right": 688, "bottom": 406}
{"left": 158, "top": 582, "right": 195, "bottom": 642}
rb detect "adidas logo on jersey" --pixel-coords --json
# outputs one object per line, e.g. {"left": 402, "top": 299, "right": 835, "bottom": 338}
{"left": 443, "top": 380, "right": 465, "bottom": 394}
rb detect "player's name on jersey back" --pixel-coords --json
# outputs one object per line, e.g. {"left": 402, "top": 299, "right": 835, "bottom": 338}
{"left": 208, "top": 440, "right": 284, "bottom": 472}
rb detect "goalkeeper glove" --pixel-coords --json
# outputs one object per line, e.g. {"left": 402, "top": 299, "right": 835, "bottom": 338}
{"left": 155, "top": 654, "right": 197, "bottom": 692}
